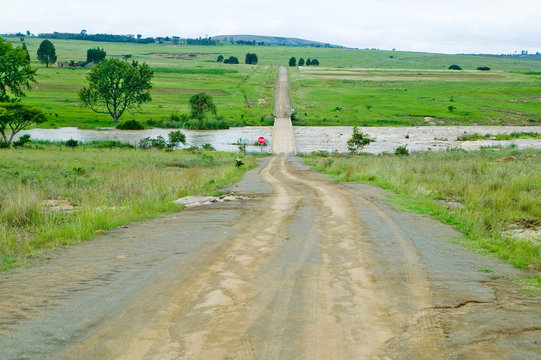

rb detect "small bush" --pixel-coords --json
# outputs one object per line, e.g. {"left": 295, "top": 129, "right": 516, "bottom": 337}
{"left": 477, "top": 66, "right": 491, "bottom": 71}
{"left": 347, "top": 126, "right": 372, "bottom": 154}
{"left": 13, "top": 134, "right": 32, "bottom": 148}
{"left": 167, "top": 131, "right": 186, "bottom": 148}
{"left": 117, "top": 120, "right": 145, "bottom": 130}
{"left": 151, "top": 136, "right": 167, "bottom": 149}
{"left": 448, "top": 105, "right": 456, "bottom": 112}
{"left": 449, "top": 64, "right": 462, "bottom": 70}
{"left": 394, "top": 145, "right": 409, "bottom": 156}
{"left": 66, "top": 139, "right": 78, "bottom": 149}
{"left": 202, "top": 143, "right": 216, "bottom": 151}
{"left": 138, "top": 137, "right": 152, "bottom": 149}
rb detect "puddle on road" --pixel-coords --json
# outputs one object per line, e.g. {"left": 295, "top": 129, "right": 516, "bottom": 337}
{"left": 19, "top": 126, "right": 541, "bottom": 154}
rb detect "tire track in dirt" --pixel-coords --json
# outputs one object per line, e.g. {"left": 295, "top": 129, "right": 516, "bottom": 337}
{"left": 279, "top": 158, "right": 396, "bottom": 358}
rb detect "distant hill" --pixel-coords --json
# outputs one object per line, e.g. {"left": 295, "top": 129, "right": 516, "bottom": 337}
{"left": 211, "top": 35, "right": 346, "bottom": 48}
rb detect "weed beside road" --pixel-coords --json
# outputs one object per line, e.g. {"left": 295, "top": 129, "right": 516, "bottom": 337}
{"left": 304, "top": 148, "right": 541, "bottom": 270}
{"left": 0, "top": 146, "right": 254, "bottom": 270}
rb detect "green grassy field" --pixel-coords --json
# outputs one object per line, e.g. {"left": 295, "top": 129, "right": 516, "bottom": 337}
{"left": 5, "top": 36, "right": 279, "bottom": 128}
{"left": 304, "top": 148, "right": 541, "bottom": 271}
{"left": 4, "top": 36, "right": 541, "bottom": 128}
{"left": 289, "top": 67, "right": 541, "bottom": 126}
{"left": 0, "top": 145, "right": 254, "bottom": 270}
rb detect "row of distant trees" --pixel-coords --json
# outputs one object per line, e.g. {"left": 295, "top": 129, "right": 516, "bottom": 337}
{"left": 289, "top": 57, "right": 319, "bottom": 66}
{"left": 216, "top": 53, "right": 258, "bottom": 65}
{"left": 38, "top": 31, "right": 155, "bottom": 44}
{"left": 36, "top": 32, "right": 219, "bottom": 46}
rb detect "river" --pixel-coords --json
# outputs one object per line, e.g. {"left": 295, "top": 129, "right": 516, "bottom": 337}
{"left": 18, "top": 126, "right": 541, "bottom": 153}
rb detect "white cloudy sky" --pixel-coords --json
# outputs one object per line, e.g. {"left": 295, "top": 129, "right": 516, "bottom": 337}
{"left": 2, "top": 0, "right": 540, "bottom": 54}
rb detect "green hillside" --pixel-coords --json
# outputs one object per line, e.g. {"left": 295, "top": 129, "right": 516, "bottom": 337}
{"left": 3, "top": 35, "right": 541, "bottom": 128}
{"left": 211, "top": 35, "right": 345, "bottom": 48}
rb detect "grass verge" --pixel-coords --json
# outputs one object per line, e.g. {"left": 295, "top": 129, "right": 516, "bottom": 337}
{"left": 303, "top": 148, "right": 541, "bottom": 273}
{"left": 457, "top": 132, "right": 541, "bottom": 141}
{"left": 0, "top": 146, "right": 254, "bottom": 271}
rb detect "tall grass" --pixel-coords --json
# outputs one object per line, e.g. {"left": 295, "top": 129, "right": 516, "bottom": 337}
{"left": 304, "top": 148, "right": 541, "bottom": 269}
{"left": 0, "top": 146, "right": 253, "bottom": 270}
{"left": 457, "top": 132, "right": 541, "bottom": 141}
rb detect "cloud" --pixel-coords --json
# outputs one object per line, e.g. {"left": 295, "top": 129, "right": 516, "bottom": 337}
{"left": 2, "top": 0, "right": 540, "bottom": 53}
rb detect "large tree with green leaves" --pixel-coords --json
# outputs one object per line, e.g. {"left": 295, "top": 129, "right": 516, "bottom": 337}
{"left": 189, "top": 92, "right": 216, "bottom": 119}
{"left": 0, "top": 102, "right": 46, "bottom": 147}
{"left": 86, "top": 47, "right": 106, "bottom": 63}
{"left": 79, "top": 59, "right": 153, "bottom": 123}
{"left": 0, "top": 37, "right": 36, "bottom": 102}
{"left": 36, "top": 39, "right": 57, "bottom": 67}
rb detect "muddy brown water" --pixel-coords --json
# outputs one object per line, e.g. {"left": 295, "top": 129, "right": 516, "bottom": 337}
{"left": 1, "top": 157, "right": 540, "bottom": 359}
{"left": 19, "top": 125, "right": 541, "bottom": 154}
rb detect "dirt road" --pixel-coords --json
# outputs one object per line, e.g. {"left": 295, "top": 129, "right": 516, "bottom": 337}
{"left": 271, "top": 67, "right": 296, "bottom": 154}
{"left": 1, "top": 156, "right": 540, "bottom": 359}
{"left": 1, "top": 66, "right": 540, "bottom": 359}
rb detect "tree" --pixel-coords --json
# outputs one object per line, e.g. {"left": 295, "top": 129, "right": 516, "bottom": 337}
{"left": 298, "top": 58, "right": 305, "bottom": 66}
{"left": 86, "top": 47, "right": 106, "bottom": 63}
{"left": 189, "top": 92, "right": 216, "bottom": 119}
{"left": 21, "top": 43, "right": 30, "bottom": 63}
{"left": 217, "top": 55, "right": 224, "bottom": 62}
{"left": 37, "top": 39, "right": 57, "bottom": 67}
{"left": 0, "top": 37, "right": 36, "bottom": 102}
{"left": 306, "top": 58, "right": 312, "bottom": 66}
{"left": 347, "top": 126, "right": 372, "bottom": 154}
{"left": 79, "top": 59, "right": 153, "bottom": 123}
{"left": 0, "top": 102, "right": 46, "bottom": 147}
{"left": 289, "top": 57, "right": 296, "bottom": 67}
{"left": 245, "top": 53, "right": 258, "bottom": 65}
{"left": 223, "top": 56, "right": 239, "bottom": 64}
{"left": 448, "top": 64, "right": 462, "bottom": 70}
{"left": 311, "top": 58, "right": 320, "bottom": 66}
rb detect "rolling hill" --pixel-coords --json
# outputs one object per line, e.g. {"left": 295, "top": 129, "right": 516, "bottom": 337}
{"left": 211, "top": 35, "right": 345, "bottom": 48}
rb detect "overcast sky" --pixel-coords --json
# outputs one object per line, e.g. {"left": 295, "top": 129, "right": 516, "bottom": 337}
{"left": 2, "top": 0, "right": 540, "bottom": 54}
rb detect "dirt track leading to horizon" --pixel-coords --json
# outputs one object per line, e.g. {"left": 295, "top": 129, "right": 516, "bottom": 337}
{"left": 271, "top": 67, "right": 296, "bottom": 155}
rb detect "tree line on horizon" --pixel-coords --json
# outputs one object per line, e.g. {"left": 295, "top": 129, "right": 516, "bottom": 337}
{"left": 289, "top": 57, "right": 319, "bottom": 67}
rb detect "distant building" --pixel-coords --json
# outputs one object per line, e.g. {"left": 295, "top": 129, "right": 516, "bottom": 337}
{"left": 53, "top": 61, "right": 69, "bottom": 68}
